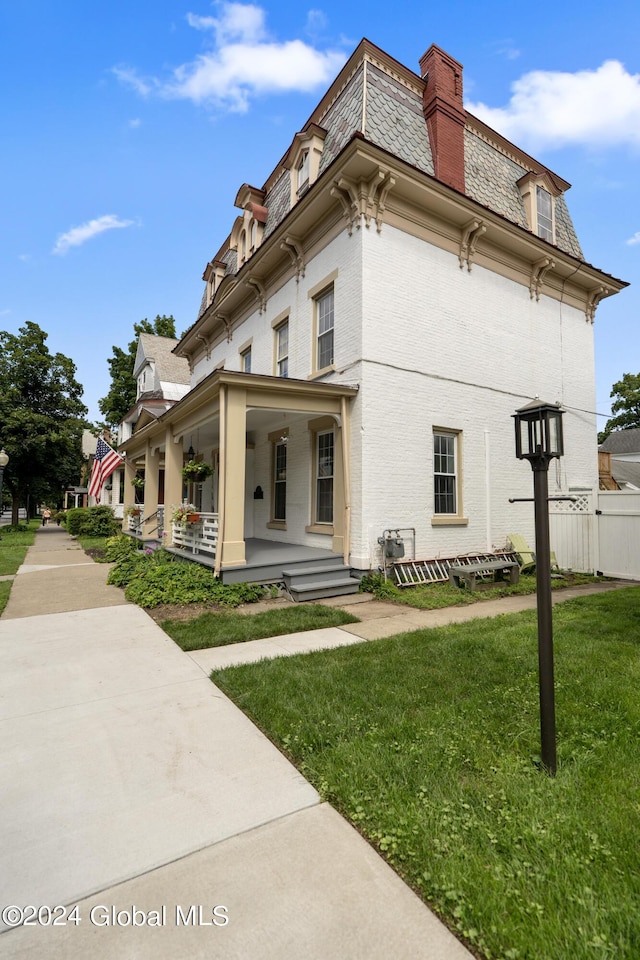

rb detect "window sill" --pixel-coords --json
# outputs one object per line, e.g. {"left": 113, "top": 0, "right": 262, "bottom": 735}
{"left": 267, "top": 521, "right": 287, "bottom": 531}
{"left": 305, "top": 523, "right": 334, "bottom": 536}
{"left": 308, "top": 365, "right": 335, "bottom": 381}
{"left": 431, "top": 516, "right": 469, "bottom": 526}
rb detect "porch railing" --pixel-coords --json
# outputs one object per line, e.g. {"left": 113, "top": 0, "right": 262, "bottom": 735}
{"left": 171, "top": 512, "right": 219, "bottom": 558}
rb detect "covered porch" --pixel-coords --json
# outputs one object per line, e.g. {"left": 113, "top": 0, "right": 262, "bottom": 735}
{"left": 118, "top": 370, "right": 358, "bottom": 579}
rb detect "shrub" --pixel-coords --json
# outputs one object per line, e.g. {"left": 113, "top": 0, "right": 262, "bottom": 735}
{"left": 66, "top": 506, "right": 120, "bottom": 538}
{"left": 103, "top": 535, "right": 139, "bottom": 563}
{"left": 359, "top": 571, "right": 401, "bottom": 601}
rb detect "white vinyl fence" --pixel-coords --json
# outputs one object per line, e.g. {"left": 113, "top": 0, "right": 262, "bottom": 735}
{"left": 595, "top": 491, "right": 640, "bottom": 580}
{"left": 549, "top": 492, "right": 595, "bottom": 573}
{"left": 549, "top": 489, "right": 640, "bottom": 580}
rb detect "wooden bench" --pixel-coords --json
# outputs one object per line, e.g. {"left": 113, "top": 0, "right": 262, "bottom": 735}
{"left": 448, "top": 559, "right": 520, "bottom": 591}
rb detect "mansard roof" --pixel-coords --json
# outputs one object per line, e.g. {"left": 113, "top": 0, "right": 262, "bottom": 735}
{"left": 134, "top": 333, "right": 190, "bottom": 385}
{"left": 189, "top": 38, "right": 616, "bottom": 329}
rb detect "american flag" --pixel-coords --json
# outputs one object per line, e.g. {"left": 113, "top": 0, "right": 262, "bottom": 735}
{"left": 88, "top": 437, "right": 123, "bottom": 502}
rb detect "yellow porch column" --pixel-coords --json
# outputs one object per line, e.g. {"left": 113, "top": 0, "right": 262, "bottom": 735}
{"left": 163, "top": 427, "right": 184, "bottom": 547}
{"left": 122, "top": 456, "right": 136, "bottom": 531}
{"left": 219, "top": 384, "right": 246, "bottom": 568}
{"left": 332, "top": 419, "right": 345, "bottom": 557}
{"left": 142, "top": 441, "right": 160, "bottom": 540}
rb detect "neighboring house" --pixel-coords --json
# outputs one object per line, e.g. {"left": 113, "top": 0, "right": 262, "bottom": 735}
{"left": 599, "top": 429, "right": 640, "bottom": 490}
{"left": 118, "top": 39, "right": 626, "bottom": 589}
{"left": 108, "top": 336, "right": 190, "bottom": 515}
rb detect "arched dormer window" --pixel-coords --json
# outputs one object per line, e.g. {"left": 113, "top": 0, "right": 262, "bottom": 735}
{"left": 202, "top": 259, "right": 227, "bottom": 308}
{"left": 232, "top": 185, "right": 268, "bottom": 264}
{"left": 286, "top": 124, "right": 327, "bottom": 208}
{"left": 517, "top": 171, "right": 563, "bottom": 245}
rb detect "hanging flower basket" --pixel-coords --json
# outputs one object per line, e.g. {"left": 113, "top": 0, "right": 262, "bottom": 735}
{"left": 131, "top": 476, "right": 145, "bottom": 490}
{"left": 182, "top": 459, "right": 213, "bottom": 482}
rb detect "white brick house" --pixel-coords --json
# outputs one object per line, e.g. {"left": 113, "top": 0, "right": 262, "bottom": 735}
{"left": 118, "top": 40, "right": 626, "bottom": 585}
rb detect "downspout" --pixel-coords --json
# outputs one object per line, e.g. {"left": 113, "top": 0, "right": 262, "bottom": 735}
{"left": 484, "top": 427, "right": 492, "bottom": 551}
{"left": 214, "top": 384, "right": 227, "bottom": 576}
{"left": 341, "top": 395, "right": 351, "bottom": 566}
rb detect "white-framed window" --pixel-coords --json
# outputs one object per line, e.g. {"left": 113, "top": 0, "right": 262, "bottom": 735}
{"left": 275, "top": 320, "right": 289, "bottom": 377}
{"left": 536, "top": 186, "right": 553, "bottom": 242}
{"left": 315, "top": 430, "right": 334, "bottom": 524}
{"left": 433, "top": 431, "right": 458, "bottom": 515}
{"left": 241, "top": 346, "right": 252, "bottom": 373}
{"left": 273, "top": 441, "right": 287, "bottom": 522}
{"left": 249, "top": 219, "right": 257, "bottom": 252}
{"left": 316, "top": 288, "right": 334, "bottom": 370}
{"left": 296, "top": 150, "right": 310, "bottom": 197}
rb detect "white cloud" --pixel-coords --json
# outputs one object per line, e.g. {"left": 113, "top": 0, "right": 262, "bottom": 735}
{"left": 467, "top": 60, "right": 640, "bottom": 152}
{"left": 626, "top": 232, "right": 640, "bottom": 246}
{"left": 115, "top": 2, "right": 346, "bottom": 113}
{"left": 52, "top": 215, "right": 135, "bottom": 256}
{"left": 128, "top": 117, "right": 141, "bottom": 128}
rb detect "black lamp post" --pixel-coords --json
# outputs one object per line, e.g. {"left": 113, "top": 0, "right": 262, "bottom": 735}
{"left": 513, "top": 400, "right": 564, "bottom": 776}
{"left": 0, "top": 448, "right": 9, "bottom": 521}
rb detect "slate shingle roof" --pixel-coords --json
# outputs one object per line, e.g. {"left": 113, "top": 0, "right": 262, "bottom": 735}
{"left": 136, "top": 333, "right": 190, "bottom": 385}
{"left": 195, "top": 42, "right": 586, "bottom": 321}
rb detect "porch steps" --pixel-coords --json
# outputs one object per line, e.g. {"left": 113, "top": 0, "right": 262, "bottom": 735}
{"left": 221, "top": 555, "right": 341, "bottom": 586}
{"left": 283, "top": 563, "right": 360, "bottom": 602}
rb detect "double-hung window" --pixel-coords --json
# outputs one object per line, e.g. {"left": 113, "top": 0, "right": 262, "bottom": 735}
{"left": 536, "top": 186, "right": 553, "bottom": 242}
{"left": 316, "top": 288, "right": 334, "bottom": 370}
{"left": 433, "top": 431, "right": 457, "bottom": 515}
{"left": 241, "top": 346, "right": 252, "bottom": 373}
{"left": 296, "top": 150, "right": 310, "bottom": 197}
{"left": 315, "top": 431, "right": 334, "bottom": 524}
{"left": 273, "top": 441, "right": 287, "bottom": 522}
{"left": 275, "top": 321, "right": 289, "bottom": 377}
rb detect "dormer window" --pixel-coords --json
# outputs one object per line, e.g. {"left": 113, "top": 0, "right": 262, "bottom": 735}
{"left": 297, "top": 150, "right": 310, "bottom": 197}
{"left": 286, "top": 124, "right": 327, "bottom": 208}
{"left": 536, "top": 186, "right": 553, "bottom": 242}
{"left": 517, "top": 171, "right": 561, "bottom": 246}
{"left": 232, "top": 185, "right": 268, "bottom": 265}
{"left": 202, "top": 260, "right": 227, "bottom": 308}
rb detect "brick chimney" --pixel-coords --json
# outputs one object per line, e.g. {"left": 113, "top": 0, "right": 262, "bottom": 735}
{"left": 419, "top": 44, "right": 465, "bottom": 194}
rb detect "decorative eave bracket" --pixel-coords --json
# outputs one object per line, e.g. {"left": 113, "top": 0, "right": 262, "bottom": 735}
{"left": 530, "top": 257, "right": 556, "bottom": 301}
{"left": 195, "top": 334, "right": 211, "bottom": 360}
{"left": 586, "top": 286, "right": 610, "bottom": 324}
{"left": 332, "top": 168, "right": 396, "bottom": 235}
{"left": 215, "top": 314, "right": 232, "bottom": 343}
{"left": 280, "top": 235, "right": 305, "bottom": 281}
{"left": 246, "top": 277, "right": 267, "bottom": 313}
{"left": 459, "top": 218, "right": 486, "bottom": 271}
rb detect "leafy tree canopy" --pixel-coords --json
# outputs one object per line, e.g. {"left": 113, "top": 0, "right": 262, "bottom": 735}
{"left": 0, "top": 321, "right": 88, "bottom": 519}
{"left": 598, "top": 372, "right": 640, "bottom": 443}
{"left": 98, "top": 315, "right": 177, "bottom": 429}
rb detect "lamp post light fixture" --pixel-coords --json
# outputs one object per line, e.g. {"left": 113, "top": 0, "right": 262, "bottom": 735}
{"left": 512, "top": 400, "right": 564, "bottom": 776}
{"left": 0, "top": 448, "right": 9, "bottom": 521}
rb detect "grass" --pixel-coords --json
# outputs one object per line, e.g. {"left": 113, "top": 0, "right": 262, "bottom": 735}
{"left": 77, "top": 534, "right": 112, "bottom": 559}
{"left": 211, "top": 587, "right": 640, "bottom": 960}
{"left": 163, "top": 604, "right": 360, "bottom": 650}
{"left": 362, "top": 571, "right": 604, "bottom": 610}
{"left": 0, "top": 580, "right": 11, "bottom": 616}
{"left": 0, "top": 521, "right": 38, "bottom": 576}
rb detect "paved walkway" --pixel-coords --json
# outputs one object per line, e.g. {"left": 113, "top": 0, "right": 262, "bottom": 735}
{"left": 1, "top": 526, "right": 634, "bottom": 958}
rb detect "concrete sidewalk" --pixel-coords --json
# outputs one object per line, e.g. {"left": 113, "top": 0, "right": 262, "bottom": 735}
{"left": 0, "top": 526, "right": 473, "bottom": 959}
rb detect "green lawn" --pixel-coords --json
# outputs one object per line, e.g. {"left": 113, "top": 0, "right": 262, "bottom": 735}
{"left": 0, "top": 521, "right": 38, "bottom": 576}
{"left": 163, "top": 604, "right": 360, "bottom": 650}
{"left": 362, "top": 571, "right": 604, "bottom": 609}
{"left": 211, "top": 588, "right": 640, "bottom": 960}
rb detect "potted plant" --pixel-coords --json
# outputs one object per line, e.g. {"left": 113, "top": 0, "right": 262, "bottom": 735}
{"left": 124, "top": 505, "right": 142, "bottom": 518}
{"left": 131, "top": 476, "right": 145, "bottom": 490}
{"left": 171, "top": 503, "right": 199, "bottom": 524}
{"left": 182, "top": 459, "right": 213, "bottom": 482}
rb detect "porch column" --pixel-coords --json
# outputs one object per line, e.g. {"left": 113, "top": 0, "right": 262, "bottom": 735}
{"left": 332, "top": 417, "right": 345, "bottom": 557}
{"left": 163, "top": 427, "right": 184, "bottom": 547}
{"left": 142, "top": 441, "right": 160, "bottom": 540}
{"left": 219, "top": 384, "right": 246, "bottom": 568}
{"left": 122, "top": 456, "right": 136, "bottom": 531}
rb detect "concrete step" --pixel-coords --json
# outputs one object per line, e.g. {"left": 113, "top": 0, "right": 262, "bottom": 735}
{"left": 288, "top": 577, "right": 361, "bottom": 603}
{"left": 282, "top": 563, "right": 353, "bottom": 587}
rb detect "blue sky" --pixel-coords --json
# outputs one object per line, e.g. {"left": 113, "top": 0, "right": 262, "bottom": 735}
{"left": 1, "top": 1, "right": 639, "bottom": 426}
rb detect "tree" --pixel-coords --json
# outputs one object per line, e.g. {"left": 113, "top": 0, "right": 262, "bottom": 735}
{"left": 598, "top": 372, "right": 640, "bottom": 443}
{"left": 98, "top": 315, "right": 178, "bottom": 429}
{"left": 0, "top": 322, "right": 88, "bottom": 523}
